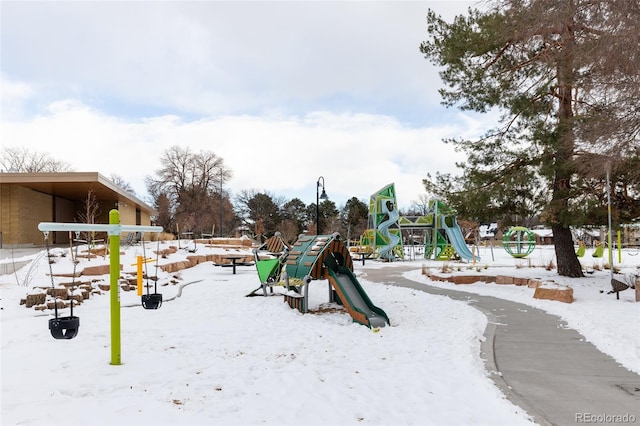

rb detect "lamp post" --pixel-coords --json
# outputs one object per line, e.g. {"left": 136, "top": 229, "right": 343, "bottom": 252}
{"left": 219, "top": 168, "right": 223, "bottom": 237}
{"left": 316, "top": 176, "right": 328, "bottom": 235}
{"left": 606, "top": 166, "right": 613, "bottom": 287}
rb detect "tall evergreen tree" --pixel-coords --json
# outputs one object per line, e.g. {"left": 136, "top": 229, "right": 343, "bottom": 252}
{"left": 420, "top": 0, "right": 640, "bottom": 277}
{"left": 341, "top": 197, "right": 369, "bottom": 242}
{"left": 280, "top": 197, "right": 308, "bottom": 241}
{"left": 238, "top": 192, "right": 282, "bottom": 241}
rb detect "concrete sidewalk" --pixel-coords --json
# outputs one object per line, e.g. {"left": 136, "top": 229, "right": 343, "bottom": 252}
{"left": 0, "top": 246, "right": 48, "bottom": 275}
{"left": 362, "top": 266, "right": 640, "bottom": 426}
{"left": 0, "top": 246, "right": 46, "bottom": 260}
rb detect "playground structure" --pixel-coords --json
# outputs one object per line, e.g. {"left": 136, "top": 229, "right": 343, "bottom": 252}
{"left": 502, "top": 226, "right": 536, "bottom": 258}
{"left": 359, "top": 183, "right": 403, "bottom": 261}
{"left": 592, "top": 241, "right": 605, "bottom": 258}
{"left": 407, "top": 199, "right": 479, "bottom": 262}
{"left": 249, "top": 232, "right": 291, "bottom": 297}
{"left": 250, "top": 232, "right": 389, "bottom": 329}
{"left": 359, "top": 186, "right": 479, "bottom": 262}
{"left": 436, "top": 211, "right": 479, "bottom": 261}
{"left": 357, "top": 183, "right": 637, "bottom": 267}
{"left": 577, "top": 234, "right": 630, "bottom": 262}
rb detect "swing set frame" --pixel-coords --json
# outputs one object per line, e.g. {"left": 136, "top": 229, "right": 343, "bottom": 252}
{"left": 39, "top": 209, "right": 162, "bottom": 365}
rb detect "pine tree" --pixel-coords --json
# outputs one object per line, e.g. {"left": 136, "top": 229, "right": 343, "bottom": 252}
{"left": 420, "top": 0, "right": 640, "bottom": 277}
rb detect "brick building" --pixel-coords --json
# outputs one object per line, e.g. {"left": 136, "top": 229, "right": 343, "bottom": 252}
{"left": 0, "top": 172, "right": 157, "bottom": 246}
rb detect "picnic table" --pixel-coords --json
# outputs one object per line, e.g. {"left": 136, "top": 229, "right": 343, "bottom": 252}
{"left": 352, "top": 252, "right": 374, "bottom": 266}
{"left": 217, "top": 254, "right": 252, "bottom": 274}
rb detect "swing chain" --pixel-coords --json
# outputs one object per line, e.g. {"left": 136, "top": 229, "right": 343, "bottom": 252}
{"left": 68, "top": 231, "right": 81, "bottom": 317}
{"left": 141, "top": 237, "right": 161, "bottom": 295}
{"left": 154, "top": 238, "right": 160, "bottom": 293}
{"left": 140, "top": 236, "right": 163, "bottom": 310}
{"left": 43, "top": 231, "right": 59, "bottom": 318}
{"left": 142, "top": 236, "right": 149, "bottom": 295}
{"left": 43, "top": 231, "right": 81, "bottom": 318}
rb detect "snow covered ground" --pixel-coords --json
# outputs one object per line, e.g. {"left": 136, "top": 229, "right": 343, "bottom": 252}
{"left": 1, "top": 239, "right": 638, "bottom": 425}
{"left": 405, "top": 244, "right": 640, "bottom": 376}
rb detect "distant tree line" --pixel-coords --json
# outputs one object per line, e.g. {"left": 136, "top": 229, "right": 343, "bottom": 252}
{"left": 144, "top": 146, "right": 372, "bottom": 244}
{"left": 0, "top": 146, "right": 377, "bottom": 244}
{"left": 0, "top": 146, "right": 72, "bottom": 173}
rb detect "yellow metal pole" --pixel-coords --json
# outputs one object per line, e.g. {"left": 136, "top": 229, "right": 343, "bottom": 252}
{"left": 137, "top": 255, "right": 143, "bottom": 296}
{"left": 618, "top": 230, "right": 622, "bottom": 264}
{"left": 109, "top": 209, "right": 121, "bottom": 366}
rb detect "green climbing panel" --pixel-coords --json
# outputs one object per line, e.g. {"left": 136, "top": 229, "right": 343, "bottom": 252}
{"left": 436, "top": 244, "right": 455, "bottom": 260}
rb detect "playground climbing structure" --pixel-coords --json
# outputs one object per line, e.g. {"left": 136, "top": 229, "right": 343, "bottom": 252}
{"left": 359, "top": 183, "right": 404, "bottom": 261}
{"left": 397, "top": 199, "right": 478, "bottom": 261}
{"left": 247, "top": 232, "right": 291, "bottom": 297}
{"left": 360, "top": 189, "right": 479, "bottom": 262}
{"left": 251, "top": 232, "right": 389, "bottom": 328}
{"left": 502, "top": 226, "right": 536, "bottom": 258}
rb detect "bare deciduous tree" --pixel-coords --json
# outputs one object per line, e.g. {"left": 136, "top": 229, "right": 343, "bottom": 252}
{"left": 110, "top": 174, "right": 136, "bottom": 196}
{"left": 145, "top": 145, "right": 234, "bottom": 237}
{"left": 76, "top": 189, "right": 102, "bottom": 245}
{"left": 1, "top": 146, "right": 72, "bottom": 172}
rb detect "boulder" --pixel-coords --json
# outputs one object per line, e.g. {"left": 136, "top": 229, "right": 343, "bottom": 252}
{"left": 186, "top": 255, "right": 207, "bottom": 265}
{"left": 496, "top": 275, "right": 514, "bottom": 285}
{"left": 533, "top": 284, "right": 574, "bottom": 303}
{"left": 513, "top": 277, "right": 529, "bottom": 286}
{"left": 25, "top": 293, "right": 46, "bottom": 308}
{"left": 47, "top": 287, "right": 69, "bottom": 300}
{"left": 82, "top": 264, "right": 122, "bottom": 276}
{"left": 528, "top": 279, "right": 542, "bottom": 288}
{"left": 47, "top": 300, "right": 65, "bottom": 310}
{"left": 70, "top": 293, "right": 84, "bottom": 303}
{"left": 427, "top": 274, "right": 448, "bottom": 282}
{"left": 452, "top": 275, "right": 487, "bottom": 285}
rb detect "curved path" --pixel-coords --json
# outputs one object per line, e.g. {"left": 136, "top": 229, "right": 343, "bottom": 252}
{"left": 362, "top": 265, "right": 640, "bottom": 426}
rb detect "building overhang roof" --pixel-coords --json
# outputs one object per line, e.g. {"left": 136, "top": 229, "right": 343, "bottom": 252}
{"left": 0, "top": 172, "right": 157, "bottom": 216}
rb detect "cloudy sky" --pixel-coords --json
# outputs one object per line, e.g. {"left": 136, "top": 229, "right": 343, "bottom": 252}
{"left": 1, "top": 0, "right": 491, "bottom": 211}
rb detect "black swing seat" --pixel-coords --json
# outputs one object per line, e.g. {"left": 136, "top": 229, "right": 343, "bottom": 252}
{"left": 142, "top": 293, "right": 163, "bottom": 309}
{"left": 49, "top": 316, "right": 80, "bottom": 340}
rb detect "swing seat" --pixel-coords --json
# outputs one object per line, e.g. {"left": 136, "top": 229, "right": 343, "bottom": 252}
{"left": 142, "top": 293, "right": 163, "bottom": 309}
{"left": 246, "top": 258, "right": 283, "bottom": 297}
{"left": 49, "top": 316, "right": 80, "bottom": 340}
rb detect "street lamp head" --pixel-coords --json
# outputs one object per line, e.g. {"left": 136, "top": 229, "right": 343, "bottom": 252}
{"left": 317, "top": 176, "right": 328, "bottom": 200}
{"left": 319, "top": 187, "right": 328, "bottom": 200}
